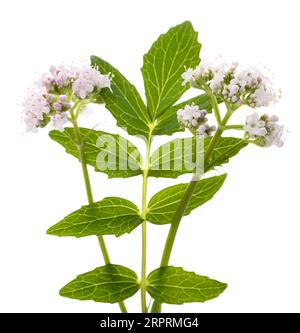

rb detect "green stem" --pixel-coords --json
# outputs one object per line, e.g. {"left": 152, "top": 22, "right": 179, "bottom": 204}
{"left": 140, "top": 137, "right": 151, "bottom": 313}
{"left": 151, "top": 105, "right": 233, "bottom": 313}
{"left": 210, "top": 94, "right": 222, "bottom": 125}
{"left": 71, "top": 114, "right": 127, "bottom": 313}
{"left": 224, "top": 124, "right": 244, "bottom": 130}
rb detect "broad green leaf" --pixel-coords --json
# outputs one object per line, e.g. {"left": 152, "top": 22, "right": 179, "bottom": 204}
{"left": 49, "top": 127, "right": 142, "bottom": 178}
{"left": 60, "top": 264, "right": 139, "bottom": 303}
{"left": 47, "top": 197, "right": 143, "bottom": 237}
{"left": 91, "top": 55, "right": 151, "bottom": 137}
{"left": 205, "top": 136, "right": 248, "bottom": 170}
{"left": 147, "top": 266, "right": 227, "bottom": 304}
{"left": 147, "top": 174, "right": 226, "bottom": 225}
{"left": 149, "top": 137, "right": 247, "bottom": 178}
{"left": 152, "top": 93, "right": 212, "bottom": 136}
{"left": 141, "top": 21, "right": 201, "bottom": 119}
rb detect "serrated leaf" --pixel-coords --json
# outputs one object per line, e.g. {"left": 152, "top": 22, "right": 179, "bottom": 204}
{"left": 91, "top": 55, "right": 151, "bottom": 137}
{"left": 49, "top": 127, "right": 142, "bottom": 178}
{"left": 147, "top": 266, "right": 227, "bottom": 304}
{"left": 47, "top": 197, "right": 143, "bottom": 237}
{"left": 141, "top": 21, "right": 201, "bottom": 119}
{"left": 60, "top": 264, "right": 139, "bottom": 303}
{"left": 147, "top": 174, "right": 226, "bottom": 225}
{"left": 149, "top": 137, "right": 247, "bottom": 178}
{"left": 153, "top": 93, "right": 212, "bottom": 136}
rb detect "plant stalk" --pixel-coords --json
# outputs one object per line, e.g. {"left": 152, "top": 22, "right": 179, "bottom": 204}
{"left": 71, "top": 115, "right": 127, "bottom": 313}
{"left": 151, "top": 103, "right": 233, "bottom": 313}
{"left": 140, "top": 136, "right": 151, "bottom": 313}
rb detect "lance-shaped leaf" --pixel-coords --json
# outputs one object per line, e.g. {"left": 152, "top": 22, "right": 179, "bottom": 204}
{"left": 147, "top": 266, "right": 227, "bottom": 304}
{"left": 60, "top": 264, "right": 139, "bottom": 303}
{"left": 152, "top": 93, "right": 212, "bottom": 136}
{"left": 149, "top": 137, "right": 247, "bottom": 178}
{"left": 47, "top": 197, "right": 143, "bottom": 237}
{"left": 91, "top": 55, "right": 151, "bottom": 137}
{"left": 49, "top": 127, "right": 142, "bottom": 178}
{"left": 147, "top": 174, "right": 226, "bottom": 225}
{"left": 141, "top": 21, "right": 201, "bottom": 119}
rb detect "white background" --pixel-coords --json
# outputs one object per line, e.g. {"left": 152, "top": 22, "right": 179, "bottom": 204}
{"left": 0, "top": 0, "right": 299, "bottom": 313}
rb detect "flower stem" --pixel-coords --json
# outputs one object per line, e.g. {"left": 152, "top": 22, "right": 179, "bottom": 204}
{"left": 71, "top": 116, "right": 127, "bottom": 313}
{"left": 140, "top": 137, "right": 151, "bottom": 313}
{"left": 151, "top": 104, "right": 233, "bottom": 313}
{"left": 224, "top": 124, "right": 244, "bottom": 130}
{"left": 210, "top": 94, "right": 222, "bottom": 125}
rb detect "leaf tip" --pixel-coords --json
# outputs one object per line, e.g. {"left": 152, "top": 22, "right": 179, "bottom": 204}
{"left": 59, "top": 285, "right": 69, "bottom": 298}
{"left": 48, "top": 130, "right": 56, "bottom": 139}
{"left": 46, "top": 224, "right": 58, "bottom": 236}
{"left": 221, "top": 173, "right": 228, "bottom": 181}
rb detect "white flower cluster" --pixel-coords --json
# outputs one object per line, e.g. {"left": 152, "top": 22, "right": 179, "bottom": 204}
{"left": 23, "top": 65, "right": 112, "bottom": 132}
{"left": 182, "top": 60, "right": 278, "bottom": 108}
{"left": 177, "top": 104, "right": 215, "bottom": 137}
{"left": 244, "top": 112, "right": 284, "bottom": 147}
{"left": 40, "top": 65, "right": 111, "bottom": 99}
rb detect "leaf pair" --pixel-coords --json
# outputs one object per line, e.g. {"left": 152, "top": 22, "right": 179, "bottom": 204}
{"left": 50, "top": 127, "right": 247, "bottom": 179}
{"left": 60, "top": 264, "right": 227, "bottom": 305}
{"left": 47, "top": 174, "right": 226, "bottom": 237}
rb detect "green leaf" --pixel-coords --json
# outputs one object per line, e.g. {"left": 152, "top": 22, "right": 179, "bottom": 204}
{"left": 91, "top": 55, "right": 151, "bottom": 137}
{"left": 49, "top": 127, "right": 142, "bottom": 178}
{"left": 147, "top": 266, "right": 227, "bottom": 304}
{"left": 149, "top": 137, "right": 247, "bottom": 178}
{"left": 141, "top": 21, "right": 201, "bottom": 119}
{"left": 47, "top": 197, "right": 143, "bottom": 237}
{"left": 153, "top": 93, "right": 212, "bottom": 136}
{"left": 205, "top": 136, "right": 248, "bottom": 170}
{"left": 147, "top": 174, "right": 226, "bottom": 225}
{"left": 60, "top": 264, "right": 139, "bottom": 303}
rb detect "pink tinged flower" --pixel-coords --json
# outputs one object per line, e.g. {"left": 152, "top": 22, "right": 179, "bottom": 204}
{"left": 45, "top": 94, "right": 54, "bottom": 102}
{"left": 264, "top": 115, "right": 284, "bottom": 147}
{"left": 198, "top": 124, "right": 216, "bottom": 138}
{"left": 51, "top": 112, "right": 68, "bottom": 131}
{"left": 24, "top": 113, "right": 40, "bottom": 133}
{"left": 251, "top": 86, "right": 277, "bottom": 107}
{"left": 49, "top": 66, "right": 59, "bottom": 76}
{"left": 99, "top": 74, "right": 112, "bottom": 90}
{"left": 78, "top": 67, "right": 100, "bottom": 86}
{"left": 177, "top": 104, "right": 208, "bottom": 130}
{"left": 244, "top": 113, "right": 284, "bottom": 147}
{"left": 72, "top": 79, "right": 95, "bottom": 99}
{"left": 23, "top": 90, "right": 50, "bottom": 119}
{"left": 265, "top": 124, "right": 284, "bottom": 147}
{"left": 181, "top": 68, "right": 194, "bottom": 86}
{"left": 58, "top": 95, "right": 68, "bottom": 103}
{"left": 38, "top": 73, "right": 54, "bottom": 91}
{"left": 50, "top": 65, "right": 78, "bottom": 88}
{"left": 208, "top": 72, "right": 224, "bottom": 92}
{"left": 244, "top": 112, "right": 267, "bottom": 137}
{"left": 53, "top": 102, "right": 62, "bottom": 111}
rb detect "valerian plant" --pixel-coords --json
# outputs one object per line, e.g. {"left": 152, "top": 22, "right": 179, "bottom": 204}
{"left": 24, "top": 21, "right": 284, "bottom": 313}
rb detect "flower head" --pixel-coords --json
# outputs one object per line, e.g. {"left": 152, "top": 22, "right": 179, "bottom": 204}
{"left": 177, "top": 103, "right": 215, "bottom": 137}
{"left": 23, "top": 90, "right": 50, "bottom": 132}
{"left": 51, "top": 112, "right": 68, "bottom": 131}
{"left": 177, "top": 104, "right": 207, "bottom": 130}
{"left": 244, "top": 112, "right": 267, "bottom": 137}
{"left": 23, "top": 64, "right": 112, "bottom": 132}
{"left": 182, "top": 60, "right": 279, "bottom": 109}
{"left": 244, "top": 112, "right": 284, "bottom": 147}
